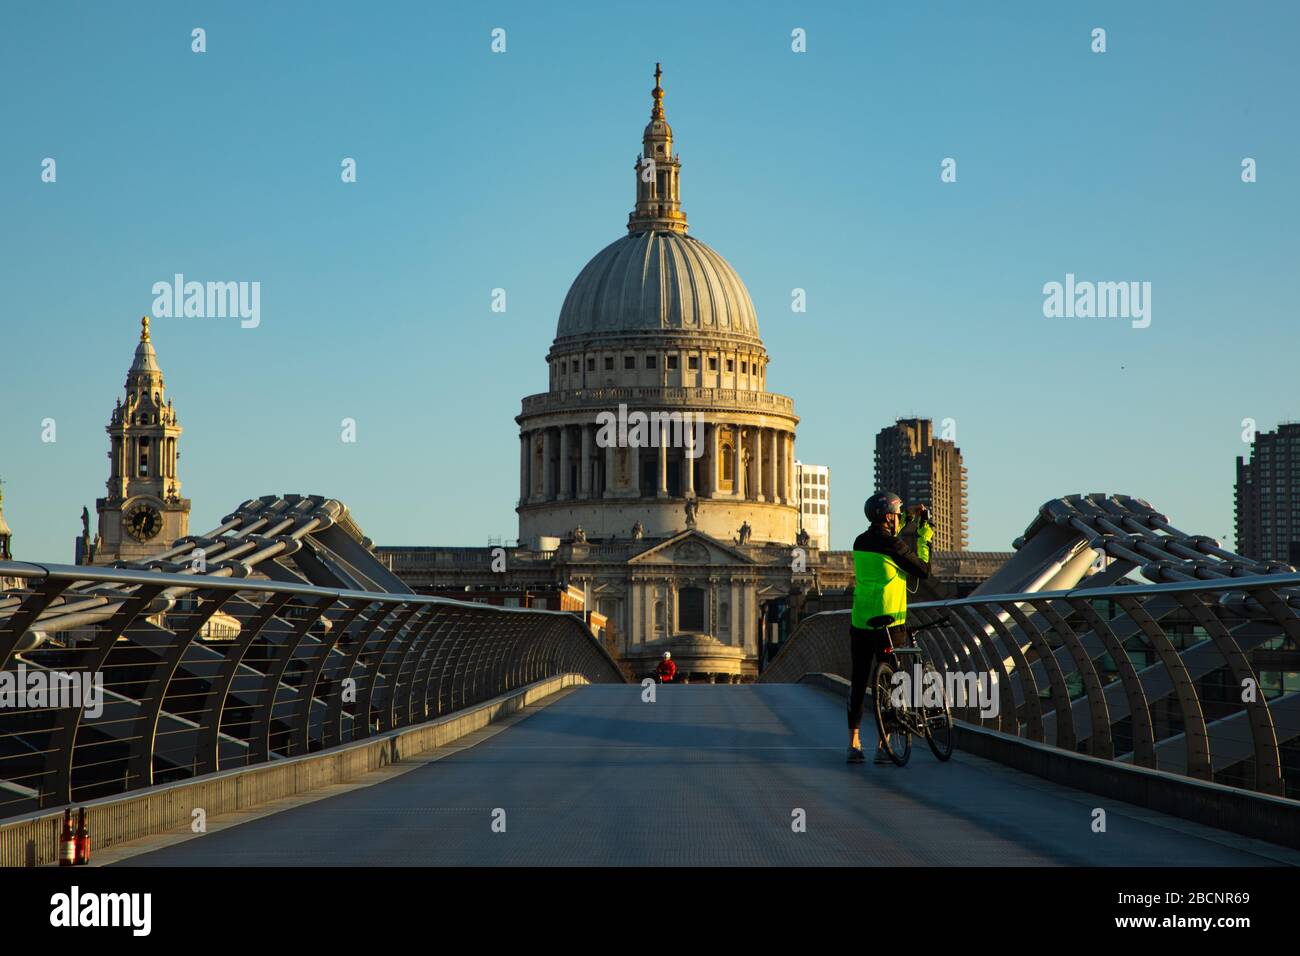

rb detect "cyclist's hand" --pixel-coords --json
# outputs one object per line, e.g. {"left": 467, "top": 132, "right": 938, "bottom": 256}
{"left": 916, "top": 520, "right": 935, "bottom": 544}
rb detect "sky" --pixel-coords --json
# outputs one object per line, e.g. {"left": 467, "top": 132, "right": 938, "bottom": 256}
{"left": 1, "top": 1, "right": 1297, "bottom": 561}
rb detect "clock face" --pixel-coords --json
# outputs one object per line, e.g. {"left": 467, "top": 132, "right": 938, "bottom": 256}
{"left": 124, "top": 503, "right": 163, "bottom": 542}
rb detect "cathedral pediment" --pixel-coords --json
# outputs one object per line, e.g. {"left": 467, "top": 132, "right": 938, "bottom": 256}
{"left": 626, "top": 529, "right": 755, "bottom": 567}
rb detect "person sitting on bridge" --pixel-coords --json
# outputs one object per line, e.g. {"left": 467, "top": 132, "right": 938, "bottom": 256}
{"left": 657, "top": 651, "right": 677, "bottom": 683}
{"left": 847, "top": 492, "right": 933, "bottom": 765}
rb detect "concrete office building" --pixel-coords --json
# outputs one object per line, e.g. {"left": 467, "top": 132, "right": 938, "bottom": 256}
{"left": 874, "top": 418, "right": 968, "bottom": 552}
{"left": 1235, "top": 422, "right": 1300, "bottom": 566}
{"left": 794, "top": 461, "right": 830, "bottom": 549}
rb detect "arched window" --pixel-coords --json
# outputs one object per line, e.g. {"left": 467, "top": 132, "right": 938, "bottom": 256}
{"left": 138, "top": 436, "right": 150, "bottom": 477}
{"left": 721, "top": 443, "right": 734, "bottom": 483}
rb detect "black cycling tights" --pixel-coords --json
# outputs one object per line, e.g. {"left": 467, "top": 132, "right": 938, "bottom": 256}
{"left": 847, "top": 625, "right": 893, "bottom": 732}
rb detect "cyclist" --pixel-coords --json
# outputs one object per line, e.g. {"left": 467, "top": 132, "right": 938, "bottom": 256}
{"left": 847, "top": 492, "right": 933, "bottom": 764}
{"left": 657, "top": 651, "right": 677, "bottom": 683}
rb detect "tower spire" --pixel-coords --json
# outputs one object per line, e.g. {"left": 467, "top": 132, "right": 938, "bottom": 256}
{"left": 96, "top": 316, "right": 190, "bottom": 564}
{"left": 628, "top": 63, "right": 688, "bottom": 235}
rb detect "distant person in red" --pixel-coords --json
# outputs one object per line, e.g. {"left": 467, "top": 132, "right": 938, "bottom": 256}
{"left": 657, "top": 651, "right": 677, "bottom": 683}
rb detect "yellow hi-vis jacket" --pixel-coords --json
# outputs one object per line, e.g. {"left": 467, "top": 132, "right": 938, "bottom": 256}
{"left": 850, "top": 522, "right": 934, "bottom": 628}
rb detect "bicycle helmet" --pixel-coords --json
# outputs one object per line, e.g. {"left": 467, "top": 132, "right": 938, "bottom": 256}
{"left": 662, "top": 651, "right": 671, "bottom": 660}
{"left": 864, "top": 491, "right": 903, "bottom": 522}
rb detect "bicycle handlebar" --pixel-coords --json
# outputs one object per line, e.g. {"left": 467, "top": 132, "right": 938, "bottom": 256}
{"left": 908, "top": 616, "right": 950, "bottom": 633}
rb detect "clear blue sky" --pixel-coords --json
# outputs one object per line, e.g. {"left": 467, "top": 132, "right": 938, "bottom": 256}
{"left": 2, "top": 1, "right": 1297, "bottom": 560}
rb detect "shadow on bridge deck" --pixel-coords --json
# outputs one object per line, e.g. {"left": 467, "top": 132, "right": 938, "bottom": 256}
{"left": 112, "top": 684, "right": 1299, "bottom": 867}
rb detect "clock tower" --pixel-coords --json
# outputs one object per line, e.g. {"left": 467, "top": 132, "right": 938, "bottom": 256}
{"left": 93, "top": 317, "right": 190, "bottom": 564}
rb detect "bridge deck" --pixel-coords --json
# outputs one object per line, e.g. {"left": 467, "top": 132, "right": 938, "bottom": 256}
{"left": 113, "top": 684, "right": 1299, "bottom": 866}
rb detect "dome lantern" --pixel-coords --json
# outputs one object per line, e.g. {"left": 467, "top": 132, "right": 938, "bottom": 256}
{"left": 628, "top": 63, "right": 688, "bottom": 236}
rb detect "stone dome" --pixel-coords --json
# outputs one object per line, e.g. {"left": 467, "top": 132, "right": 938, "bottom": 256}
{"left": 555, "top": 230, "right": 761, "bottom": 343}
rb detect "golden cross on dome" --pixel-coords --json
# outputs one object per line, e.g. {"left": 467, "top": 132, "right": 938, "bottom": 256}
{"left": 140, "top": 315, "right": 151, "bottom": 342}
{"left": 651, "top": 62, "right": 664, "bottom": 117}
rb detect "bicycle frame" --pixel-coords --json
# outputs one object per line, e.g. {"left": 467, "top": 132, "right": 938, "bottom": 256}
{"left": 873, "top": 617, "right": 956, "bottom": 762}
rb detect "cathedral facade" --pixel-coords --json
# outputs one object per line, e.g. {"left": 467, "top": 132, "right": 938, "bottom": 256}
{"left": 383, "top": 68, "right": 815, "bottom": 680}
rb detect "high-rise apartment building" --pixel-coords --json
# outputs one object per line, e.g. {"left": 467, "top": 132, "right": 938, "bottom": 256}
{"left": 874, "top": 418, "right": 968, "bottom": 552}
{"left": 1235, "top": 422, "right": 1300, "bottom": 565}
{"left": 794, "top": 461, "right": 830, "bottom": 548}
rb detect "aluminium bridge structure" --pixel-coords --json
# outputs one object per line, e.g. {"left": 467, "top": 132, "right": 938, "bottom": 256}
{"left": 2, "top": 491, "right": 1300, "bottom": 866}
{"left": 765, "top": 493, "right": 1300, "bottom": 799}
{"left": 0, "top": 494, "right": 624, "bottom": 826}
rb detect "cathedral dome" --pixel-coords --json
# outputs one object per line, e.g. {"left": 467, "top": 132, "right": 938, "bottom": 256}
{"left": 555, "top": 231, "right": 760, "bottom": 342}
{"left": 517, "top": 66, "right": 799, "bottom": 557}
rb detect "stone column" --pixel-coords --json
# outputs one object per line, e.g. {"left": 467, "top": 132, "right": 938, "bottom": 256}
{"left": 705, "top": 423, "right": 718, "bottom": 498}
{"left": 644, "top": 581, "right": 655, "bottom": 643}
{"left": 657, "top": 420, "right": 668, "bottom": 497}
{"left": 558, "top": 426, "right": 571, "bottom": 500}
{"left": 630, "top": 441, "right": 641, "bottom": 498}
{"left": 751, "top": 427, "right": 764, "bottom": 502}
{"left": 781, "top": 435, "right": 789, "bottom": 503}
{"left": 772, "top": 431, "right": 782, "bottom": 504}
{"left": 732, "top": 427, "right": 744, "bottom": 499}
{"left": 604, "top": 440, "right": 615, "bottom": 498}
{"left": 580, "top": 425, "right": 592, "bottom": 499}
{"left": 685, "top": 423, "right": 696, "bottom": 497}
{"left": 707, "top": 576, "right": 718, "bottom": 635}
{"left": 519, "top": 431, "right": 529, "bottom": 504}
{"left": 744, "top": 580, "right": 757, "bottom": 654}
{"left": 729, "top": 580, "right": 740, "bottom": 646}
{"left": 787, "top": 432, "right": 795, "bottom": 501}
{"left": 630, "top": 580, "right": 641, "bottom": 648}
{"left": 766, "top": 429, "right": 777, "bottom": 506}
{"left": 543, "top": 428, "right": 556, "bottom": 499}
{"left": 781, "top": 431, "right": 790, "bottom": 504}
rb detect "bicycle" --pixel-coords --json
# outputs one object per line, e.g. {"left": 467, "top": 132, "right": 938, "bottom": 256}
{"left": 868, "top": 615, "right": 954, "bottom": 766}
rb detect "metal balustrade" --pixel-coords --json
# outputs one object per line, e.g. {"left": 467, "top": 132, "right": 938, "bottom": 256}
{"left": 762, "top": 572, "right": 1300, "bottom": 798}
{"left": 0, "top": 561, "right": 625, "bottom": 821}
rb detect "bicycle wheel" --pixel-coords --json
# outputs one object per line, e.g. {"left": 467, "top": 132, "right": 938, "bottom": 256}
{"left": 921, "top": 662, "right": 954, "bottom": 762}
{"left": 872, "top": 661, "right": 912, "bottom": 766}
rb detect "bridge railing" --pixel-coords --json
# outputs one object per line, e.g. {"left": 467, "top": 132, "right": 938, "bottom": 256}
{"left": 0, "top": 561, "right": 624, "bottom": 821}
{"left": 763, "top": 572, "right": 1300, "bottom": 799}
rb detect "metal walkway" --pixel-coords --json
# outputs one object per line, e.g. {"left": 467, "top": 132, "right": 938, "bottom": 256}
{"left": 113, "top": 685, "right": 1300, "bottom": 866}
